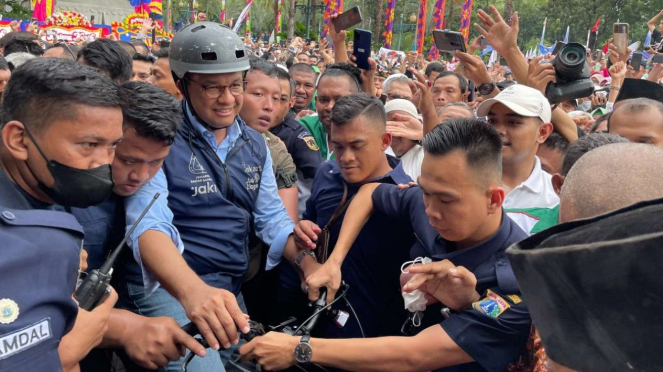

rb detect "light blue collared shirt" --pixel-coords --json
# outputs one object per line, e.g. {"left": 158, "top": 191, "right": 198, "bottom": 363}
{"left": 125, "top": 105, "right": 294, "bottom": 295}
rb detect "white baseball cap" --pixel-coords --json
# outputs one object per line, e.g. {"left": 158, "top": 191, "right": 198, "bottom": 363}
{"left": 476, "top": 84, "right": 552, "bottom": 123}
{"left": 384, "top": 99, "right": 419, "bottom": 119}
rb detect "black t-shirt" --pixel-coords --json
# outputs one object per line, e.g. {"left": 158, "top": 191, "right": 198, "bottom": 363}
{"left": 652, "top": 29, "right": 662, "bottom": 46}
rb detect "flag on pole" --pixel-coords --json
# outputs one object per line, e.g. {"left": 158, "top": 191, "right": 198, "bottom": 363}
{"left": 591, "top": 17, "right": 601, "bottom": 32}
{"left": 458, "top": 0, "right": 473, "bottom": 43}
{"left": 275, "top": 0, "right": 284, "bottom": 41}
{"left": 540, "top": 17, "right": 547, "bottom": 45}
{"left": 645, "top": 30, "right": 652, "bottom": 47}
{"left": 245, "top": 8, "right": 251, "bottom": 38}
{"left": 563, "top": 26, "right": 569, "bottom": 43}
{"left": 220, "top": 0, "right": 227, "bottom": 23}
{"left": 415, "top": 0, "right": 428, "bottom": 53}
{"left": 233, "top": 0, "right": 254, "bottom": 33}
{"left": 383, "top": 0, "right": 396, "bottom": 48}
{"left": 428, "top": 0, "right": 447, "bottom": 59}
{"left": 31, "top": 0, "right": 55, "bottom": 22}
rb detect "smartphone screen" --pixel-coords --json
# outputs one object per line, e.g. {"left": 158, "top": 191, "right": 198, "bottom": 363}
{"left": 652, "top": 53, "right": 663, "bottom": 64}
{"left": 613, "top": 23, "right": 629, "bottom": 55}
{"left": 333, "top": 7, "right": 362, "bottom": 33}
{"left": 588, "top": 31, "right": 597, "bottom": 51}
{"left": 631, "top": 52, "right": 643, "bottom": 72}
{"left": 353, "top": 29, "right": 371, "bottom": 70}
{"left": 480, "top": 36, "right": 488, "bottom": 48}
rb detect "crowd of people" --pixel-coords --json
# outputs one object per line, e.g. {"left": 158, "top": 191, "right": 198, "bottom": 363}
{"left": 0, "top": 4, "right": 662, "bottom": 372}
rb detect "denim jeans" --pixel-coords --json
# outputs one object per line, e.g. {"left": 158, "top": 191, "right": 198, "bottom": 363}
{"left": 117, "top": 282, "right": 247, "bottom": 372}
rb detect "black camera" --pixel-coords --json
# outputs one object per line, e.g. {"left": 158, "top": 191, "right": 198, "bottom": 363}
{"left": 545, "top": 43, "right": 595, "bottom": 104}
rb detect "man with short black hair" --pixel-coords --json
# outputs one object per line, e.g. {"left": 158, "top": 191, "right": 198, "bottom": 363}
{"left": 148, "top": 49, "right": 183, "bottom": 100}
{"left": 431, "top": 71, "right": 469, "bottom": 111}
{"left": 297, "top": 52, "right": 310, "bottom": 65}
{"left": 130, "top": 40, "right": 150, "bottom": 56}
{"left": 2, "top": 38, "right": 44, "bottom": 57}
{"left": 298, "top": 63, "right": 362, "bottom": 160}
{"left": 289, "top": 63, "right": 318, "bottom": 114}
{"left": 78, "top": 39, "right": 133, "bottom": 85}
{"left": 437, "top": 102, "right": 474, "bottom": 125}
{"left": 425, "top": 61, "right": 446, "bottom": 83}
{"left": 72, "top": 81, "right": 206, "bottom": 372}
{"left": 243, "top": 118, "right": 531, "bottom": 372}
{"left": 275, "top": 92, "right": 414, "bottom": 341}
{"left": 131, "top": 53, "right": 154, "bottom": 82}
{"left": 608, "top": 97, "right": 663, "bottom": 147}
{"left": 0, "top": 58, "right": 122, "bottom": 372}
{"left": 270, "top": 66, "right": 323, "bottom": 217}
{"left": 536, "top": 132, "right": 569, "bottom": 175}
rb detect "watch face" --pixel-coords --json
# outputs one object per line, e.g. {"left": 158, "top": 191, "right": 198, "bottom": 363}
{"left": 294, "top": 343, "right": 313, "bottom": 363}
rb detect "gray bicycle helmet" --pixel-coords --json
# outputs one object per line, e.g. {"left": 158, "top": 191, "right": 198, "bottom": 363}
{"left": 170, "top": 22, "right": 249, "bottom": 79}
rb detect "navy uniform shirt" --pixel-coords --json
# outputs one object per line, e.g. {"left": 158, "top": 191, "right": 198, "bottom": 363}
{"left": 0, "top": 171, "right": 83, "bottom": 371}
{"left": 373, "top": 184, "right": 531, "bottom": 372}
{"left": 69, "top": 194, "right": 125, "bottom": 273}
{"left": 305, "top": 156, "right": 415, "bottom": 339}
{"left": 269, "top": 117, "right": 322, "bottom": 180}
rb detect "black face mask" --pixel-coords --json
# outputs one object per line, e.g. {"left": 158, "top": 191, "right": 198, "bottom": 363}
{"left": 23, "top": 123, "right": 114, "bottom": 208}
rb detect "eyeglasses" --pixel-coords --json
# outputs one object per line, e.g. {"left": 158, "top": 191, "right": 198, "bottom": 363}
{"left": 187, "top": 78, "right": 246, "bottom": 99}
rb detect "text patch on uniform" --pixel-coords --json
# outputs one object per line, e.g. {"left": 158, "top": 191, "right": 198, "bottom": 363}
{"left": 0, "top": 318, "right": 52, "bottom": 360}
{"left": 472, "top": 290, "right": 511, "bottom": 318}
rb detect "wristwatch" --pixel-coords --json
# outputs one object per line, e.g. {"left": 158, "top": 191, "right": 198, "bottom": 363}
{"left": 295, "top": 251, "right": 317, "bottom": 269}
{"left": 294, "top": 335, "right": 313, "bottom": 363}
{"left": 478, "top": 81, "right": 497, "bottom": 96}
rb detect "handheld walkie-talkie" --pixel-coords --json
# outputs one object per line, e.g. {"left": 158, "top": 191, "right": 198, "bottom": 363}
{"left": 74, "top": 193, "right": 160, "bottom": 310}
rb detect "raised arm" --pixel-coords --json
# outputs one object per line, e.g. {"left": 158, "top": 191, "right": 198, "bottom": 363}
{"left": 305, "top": 183, "right": 380, "bottom": 302}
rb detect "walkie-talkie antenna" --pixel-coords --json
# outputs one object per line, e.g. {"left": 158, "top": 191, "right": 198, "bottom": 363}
{"left": 98, "top": 192, "right": 160, "bottom": 274}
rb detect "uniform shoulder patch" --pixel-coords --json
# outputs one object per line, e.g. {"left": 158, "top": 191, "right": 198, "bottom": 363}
{"left": 506, "top": 294, "right": 522, "bottom": 304}
{"left": 472, "top": 289, "right": 511, "bottom": 318}
{"left": 297, "top": 131, "right": 320, "bottom": 151}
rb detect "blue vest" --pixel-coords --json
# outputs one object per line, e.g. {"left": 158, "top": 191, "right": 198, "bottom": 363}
{"left": 162, "top": 114, "right": 267, "bottom": 293}
{"left": 0, "top": 172, "right": 83, "bottom": 371}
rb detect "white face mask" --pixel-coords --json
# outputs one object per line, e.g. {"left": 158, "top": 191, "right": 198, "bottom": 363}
{"left": 578, "top": 100, "right": 592, "bottom": 112}
{"left": 401, "top": 257, "right": 432, "bottom": 326}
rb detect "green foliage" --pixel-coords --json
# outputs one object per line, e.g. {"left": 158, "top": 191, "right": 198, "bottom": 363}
{"left": 0, "top": 0, "right": 32, "bottom": 20}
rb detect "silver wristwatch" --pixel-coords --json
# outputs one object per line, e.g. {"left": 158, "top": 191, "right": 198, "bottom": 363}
{"left": 295, "top": 251, "right": 317, "bottom": 269}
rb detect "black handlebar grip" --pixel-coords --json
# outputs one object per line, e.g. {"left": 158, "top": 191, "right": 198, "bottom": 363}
{"left": 182, "top": 322, "right": 199, "bottom": 336}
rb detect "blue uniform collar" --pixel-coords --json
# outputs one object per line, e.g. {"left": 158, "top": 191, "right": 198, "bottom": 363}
{"left": 328, "top": 154, "right": 411, "bottom": 185}
{"left": 434, "top": 210, "right": 514, "bottom": 272}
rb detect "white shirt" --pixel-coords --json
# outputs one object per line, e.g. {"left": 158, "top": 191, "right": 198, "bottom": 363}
{"left": 503, "top": 156, "right": 559, "bottom": 209}
{"left": 399, "top": 145, "right": 424, "bottom": 182}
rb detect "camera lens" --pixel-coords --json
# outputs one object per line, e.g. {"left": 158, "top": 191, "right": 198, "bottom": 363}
{"left": 554, "top": 43, "right": 587, "bottom": 78}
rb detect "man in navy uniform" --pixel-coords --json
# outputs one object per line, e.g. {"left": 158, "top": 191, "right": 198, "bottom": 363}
{"left": 70, "top": 81, "right": 206, "bottom": 371}
{"left": 0, "top": 58, "right": 120, "bottom": 371}
{"left": 120, "top": 23, "right": 295, "bottom": 371}
{"left": 274, "top": 92, "right": 414, "bottom": 340}
{"left": 270, "top": 67, "right": 322, "bottom": 217}
{"left": 242, "top": 118, "right": 531, "bottom": 372}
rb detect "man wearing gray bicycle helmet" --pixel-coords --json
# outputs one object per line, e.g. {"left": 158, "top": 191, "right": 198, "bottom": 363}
{"left": 117, "top": 23, "right": 295, "bottom": 372}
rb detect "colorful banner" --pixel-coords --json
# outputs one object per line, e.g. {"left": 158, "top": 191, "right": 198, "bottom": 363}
{"left": 31, "top": 0, "right": 55, "bottom": 22}
{"left": 383, "top": 0, "right": 396, "bottom": 48}
{"left": 458, "top": 0, "right": 473, "bottom": 43}
{"left": 220, "top": 0, "right": 227, "bottom": 23}
{"left": 1, "top": 17, "right": 111, "bottom": 42}
{"left": 322, "top": 0, "right": 343, "bottom": 39}
{"left": 428, "top": 0, "right": 446, "bottom": 59}
{"left": 275, "top": 0, "right": 284, "bottom": 41}
{"left": 130, "top": 0, "right": 163, "bottom": 17}
{"left": 112, "top": 13, "right": 172, "bottom": 44}
{"left": 415, "top": 0, "right": 428, "bottom": 53}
